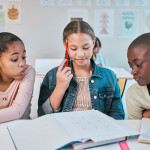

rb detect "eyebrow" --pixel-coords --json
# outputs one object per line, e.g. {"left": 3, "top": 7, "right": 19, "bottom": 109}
{"left": 11, "top": 50, "right": 26, "bottom": 56}
{"left": 69, "top": 43, "right": 90, "bottom": 47}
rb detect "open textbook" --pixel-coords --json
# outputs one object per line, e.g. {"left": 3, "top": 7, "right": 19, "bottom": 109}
{"left": 138, "top": 118, "right": 150, "bottom": 143}
{"left": 7, "top": 110, "right": 140, "bottom": 150}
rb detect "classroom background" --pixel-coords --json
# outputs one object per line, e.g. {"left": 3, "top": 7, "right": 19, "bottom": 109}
{"left": 0, "top": 0, "right": 150, "bottom": 72}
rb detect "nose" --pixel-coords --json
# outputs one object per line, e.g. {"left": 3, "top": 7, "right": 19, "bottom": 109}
{"left": 19, "top": 59, "right": 26, "bottom": 68}
{"left": 77, "top": 49, "right": 84, "bottom": 57}
{"left": 131, "top": 66, "right": 137, "bottom": 75}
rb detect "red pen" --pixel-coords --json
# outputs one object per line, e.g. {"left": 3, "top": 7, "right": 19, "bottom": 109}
{"left": 66, "top": 39, "right": 68, "bottom": 67}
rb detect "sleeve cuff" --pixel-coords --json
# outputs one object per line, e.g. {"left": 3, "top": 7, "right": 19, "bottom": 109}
{"left": 42, "top": 98, "right": 61, "bottom": 114}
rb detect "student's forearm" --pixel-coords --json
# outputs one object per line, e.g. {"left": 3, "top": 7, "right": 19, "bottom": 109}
{"left": 50, "top": 86, "right": 66, "bottom": 110}
{"left": 142, "top": 109, "right": 150, "bottom": 118}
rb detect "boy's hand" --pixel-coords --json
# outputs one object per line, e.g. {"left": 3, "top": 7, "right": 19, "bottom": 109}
{"left": 142, "top": 109, "right": 150, "bottom": 118}
{"left": 56, "top": 59, "right": 73, "bottom": 92}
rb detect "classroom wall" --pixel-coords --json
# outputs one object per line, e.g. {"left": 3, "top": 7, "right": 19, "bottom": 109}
{"left": 4, "top": 0, "right": 150, "bottom": 72}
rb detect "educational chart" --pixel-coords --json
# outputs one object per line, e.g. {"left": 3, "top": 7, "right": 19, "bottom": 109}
{"left": 0, "top": 2, "right": 5, "bottom": 32}
{"left": 118, "top": 9, "right": 139, "bottom": 38}
{"left": 68, "top": 8, "right": 88, "bottom": 22}
{"left": 40, "top": 0, "right": 55, "bottom": 6}
{"left": 94, "top": 9, "right": 114, "bottom": 38}
{"left": 0, "top": 11, "right": 5, "bottom": 32}
{"left": 115, "top": 0, "right": 130, "bottom": 7}
{"left": 144, "top": 10, "right": 150, "bottom": 33}
{"left": 58, "top": 0, "right": 72, "bottom": 6}
{"left": 77, "top": 0, "right": 91, "bottom": 6}
{"left": 134, "top": 0, "right": 149, "bottom": 7}
{"left": 6, "top": 3, "right": 21, "bottom": 24}
{"left": 96, "top": 0, "right": 111, "bottom": 7}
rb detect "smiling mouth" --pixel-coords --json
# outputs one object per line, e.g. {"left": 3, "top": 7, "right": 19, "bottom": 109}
{"left": 76, "top": 59, "right": 84, "bottom": 61}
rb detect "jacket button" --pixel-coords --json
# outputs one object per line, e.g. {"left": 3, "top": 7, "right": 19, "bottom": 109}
{"left": 91, "top": 80, "right": 94, "bottom": 83}
{"left": 94, "top": 96, "right": 97, "bottom": 99}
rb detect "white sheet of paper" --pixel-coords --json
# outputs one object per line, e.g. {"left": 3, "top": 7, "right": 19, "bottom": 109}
{"left": 8, "top": 116, "right": 76, "bottom": 150}
{"left": 52, "top": 110, "right": 139, "bottom": 142}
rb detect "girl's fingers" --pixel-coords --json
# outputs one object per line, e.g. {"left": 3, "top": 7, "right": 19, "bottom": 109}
{"left": 68, "top": 74, "right": 73, "bottom": 80}
{"left": 61, "top": 67, "right": 71, "bottom": 74}
{"left": 65, "top": 70, "right": 72, "bottom": 77}
{"left": 58, "top": 59, "right": 66, "bottom": 72}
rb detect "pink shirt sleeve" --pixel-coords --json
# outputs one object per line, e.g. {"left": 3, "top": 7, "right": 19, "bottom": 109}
{"left": 0, "top": 65, "right": 35, "bottom": 123}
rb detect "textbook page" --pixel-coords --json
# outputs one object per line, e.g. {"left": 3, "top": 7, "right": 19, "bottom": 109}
{"left": 138, "top": 118, "right": 150, "bottom": 143}
{"left": 51, "top": 110, "right": 139, "bottom": 142}
{"left": 8, "top": 115, "right": 84, "bottom": 150}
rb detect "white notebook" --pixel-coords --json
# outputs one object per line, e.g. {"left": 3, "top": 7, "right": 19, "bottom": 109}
{"left": 8, "top": 110, "right": 140, "bottom": 150}
{"left": 138, "top": 118, "right": 150, "bottom": 143}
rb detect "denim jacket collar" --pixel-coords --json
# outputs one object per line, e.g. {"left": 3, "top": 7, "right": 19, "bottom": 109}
{"left": 70, "top": 58, "right": 102, "bottom": 80}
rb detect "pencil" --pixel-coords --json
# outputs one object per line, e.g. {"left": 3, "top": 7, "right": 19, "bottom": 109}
{"left": 66, "top": 39, "right": 68, "bottom": 67}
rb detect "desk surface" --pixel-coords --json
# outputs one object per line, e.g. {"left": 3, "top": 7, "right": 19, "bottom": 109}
{"left": 106, "top": 67, "right": 133, "bottom": 79}
{"left": 0, "top": 120, "right": 150, "bottom": 150}
{"left": 36, "top": 67, "right": 133, "bottom": 79}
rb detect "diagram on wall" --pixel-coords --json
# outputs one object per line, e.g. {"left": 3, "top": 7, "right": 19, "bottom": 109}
{"left": 0, "top": 11, "right": 5, "bottom": 32}
{"left": 6, "top": 3, "right": 21, "bottom": 24}
{"left": 144, "top": 10, "right": 150, "bottom": 33}
{"left": 77, "top": 0, "right": 91, "bottom": 6}
{"left": 40, "top": 0, "right": 55, "bottom": 6}
{"left": 96, "top": 0, "right": 111, "bottom": 6}
{"left": 115, "top": 0, "right": 130, "bottom": 7}
{"left": 118, "top": 10, "right": 139, "bottom": 38}
{"left": 94, "top": 9, "right": 114, "bottom": 38}
{"left": 58, "top": 0, "right": 72, "bottom": 6}
{"left": 134, "top": 0, "right": 149, "bottom": 7}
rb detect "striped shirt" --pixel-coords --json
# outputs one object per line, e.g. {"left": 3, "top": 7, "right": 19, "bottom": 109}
{"left": 72, "top": 77, "right": 91, "bottom": 111}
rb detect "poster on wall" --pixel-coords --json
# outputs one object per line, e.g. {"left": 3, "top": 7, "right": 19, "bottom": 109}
{"left": 118, "top": 10, "right": 139, "bottom": 38}
{"left": 94, "top": 9, "right": 114, "bottom": 38}
{"left": 77, "top": 0, "right": 91, "bottom": 6}
{"left": 96, "top": 0, "right": 111, "bottom": 6}
{"left": 58, "top": 0, "right": 72, "bottom": 6}
{"left": 68, "top": 8, "right": 88, "bottom": 23}
{"left": 144, "top": 10, "right": 150, "bottom": 33}
{"left": 6, "top": 3, "right": 21, "bottom": 24}
{"left": 134, "top": 0, "right": 149, "bottom": 7}
{"left": 40, "top": 0, "right": 55, "bottom": 6}
{"left": 0, "top": 11, "right": 5, "bottom": 32}
{"left": 115, "top": 0, "right": 130, "bottom": 7}
{"left": 0, "top": 2, "right": 5, "bottom": 11}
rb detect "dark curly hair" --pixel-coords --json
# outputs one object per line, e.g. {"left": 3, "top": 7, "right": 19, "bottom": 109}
{"left": 0, "top": 32, "right": 23, "bottom": 55}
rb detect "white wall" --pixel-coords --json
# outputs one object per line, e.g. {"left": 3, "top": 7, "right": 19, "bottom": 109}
{"left": 4, "top": 0, "right": 150, "bottom": 71}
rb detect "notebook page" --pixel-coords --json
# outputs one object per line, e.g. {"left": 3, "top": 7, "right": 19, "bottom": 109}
{"left": 138, "top": 118, "right": 150, "bottom": 143}
{"left": 8, "top": 115, "right": 77, "bottom": 150}
{"left": 52, "top": 110, "right": 138, "bottom": 142}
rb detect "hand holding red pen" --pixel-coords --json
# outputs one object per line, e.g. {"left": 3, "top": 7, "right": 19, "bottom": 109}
{"left": 56, "top": 59, "right": 73, "bottom": 93}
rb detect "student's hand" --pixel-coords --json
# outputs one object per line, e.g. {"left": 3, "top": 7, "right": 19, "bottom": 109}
{"left": 56, "top": 59, "right": 73, "bottom": 92}
{"left": 142, "top": 109, "right": 150, "bottom": 118}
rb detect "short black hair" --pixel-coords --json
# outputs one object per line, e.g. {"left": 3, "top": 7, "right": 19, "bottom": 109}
{"left": 0, "top": 32, "right": 23, "bottom": 55}
{"left": 128, "top": 33, "right": 150, "bottom": 51}
{"left": 94, "top": 37, "right": 101, "bottom": 49}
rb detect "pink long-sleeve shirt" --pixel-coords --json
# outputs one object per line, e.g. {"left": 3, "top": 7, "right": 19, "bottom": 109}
{"left": 0, "top": 65, "right": 35, "bottom": 123}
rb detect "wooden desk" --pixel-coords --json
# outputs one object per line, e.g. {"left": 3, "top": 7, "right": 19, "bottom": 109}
{"left": 0, "top": 120, "right": 150, "bottom": 150}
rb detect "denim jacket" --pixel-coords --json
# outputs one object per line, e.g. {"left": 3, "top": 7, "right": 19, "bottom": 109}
{"left": 38, "top": 60, "right": 124, "bottom": 120}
